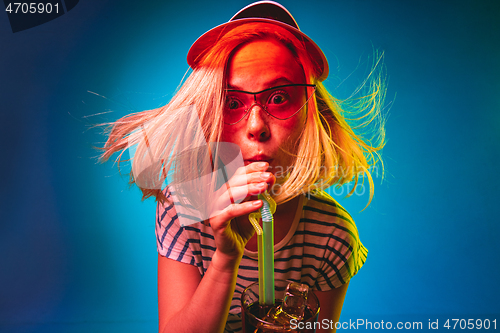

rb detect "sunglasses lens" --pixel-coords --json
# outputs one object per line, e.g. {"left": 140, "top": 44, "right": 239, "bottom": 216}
{"left": 224, "top": 85, "right": 315, "bottom": 124}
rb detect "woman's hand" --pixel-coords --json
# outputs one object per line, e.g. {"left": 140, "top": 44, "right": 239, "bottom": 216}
{"left": 208, "top": 162, "right": 275, "bottom": 262}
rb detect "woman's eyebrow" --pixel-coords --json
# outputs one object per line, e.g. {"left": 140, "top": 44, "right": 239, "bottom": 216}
{"left": 226, "top": 77, "right": 295, "bottom": 90}
{"left": 266, "top": 77, "right": 295, "bottom": 87}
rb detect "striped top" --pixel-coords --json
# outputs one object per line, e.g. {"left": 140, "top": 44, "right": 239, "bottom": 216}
{"left": 156, "top": 190, "right": 367, "bottom": 333}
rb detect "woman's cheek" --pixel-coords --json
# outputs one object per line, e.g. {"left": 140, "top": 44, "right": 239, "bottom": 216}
{"left": 220, "top": 126, "right": 236, "bottom": 143}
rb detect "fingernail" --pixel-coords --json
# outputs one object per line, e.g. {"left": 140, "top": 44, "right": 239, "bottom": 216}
{"left": 253, "top": 200, "right": 262, "bottom": 206}
{"left": 257, "top": 182, "right": 266, "bottom": 188}
{"left": 259, "top": 162, "right": 269, "bottom": 168}
{"left": 260, "top": 172, "right": 271, "bottom": 179}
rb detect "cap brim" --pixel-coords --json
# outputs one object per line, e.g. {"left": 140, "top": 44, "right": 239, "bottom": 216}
{"left": 187, "top": 18, "right": 329, "bottom": 81}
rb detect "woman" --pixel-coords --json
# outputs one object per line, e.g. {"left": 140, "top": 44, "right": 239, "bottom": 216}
{"left": 101, "top": 2, "right": 385, "bottom": 332}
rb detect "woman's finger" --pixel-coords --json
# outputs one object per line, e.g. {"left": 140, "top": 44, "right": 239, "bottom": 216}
{"left": 212, "top": 181, "right": 268, "bottom": 213}
{"left": 224, "top": 162, "right": 274, "bottom": 190}
{"left": 232, "top": 161, "right": 269, "bottom": 178}
{"left": 210, "top": 200, "right": 263, "bottom": 231}
{"left": 208, "top": 161, "right": 273, "bottom": 218}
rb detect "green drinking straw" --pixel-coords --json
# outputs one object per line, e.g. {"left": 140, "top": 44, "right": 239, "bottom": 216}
{"left": 248, "top": 212, "right": 264, "bottom": 302}
{"left": 248, "top": 192, "right": 276, "bottom": 305}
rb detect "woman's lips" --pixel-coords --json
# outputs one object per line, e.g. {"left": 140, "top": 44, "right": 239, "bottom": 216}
{"left": 244, "top": 157, "right": 273, "bottom": 166}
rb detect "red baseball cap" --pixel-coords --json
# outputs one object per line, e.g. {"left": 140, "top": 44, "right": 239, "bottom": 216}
{"left": 187, "top": 1, "right": 329, "bottom": 81}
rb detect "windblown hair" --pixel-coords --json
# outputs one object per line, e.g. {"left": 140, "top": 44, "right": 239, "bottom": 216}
{"left": 99, "top": 22, "right": 386, "bottom": 208}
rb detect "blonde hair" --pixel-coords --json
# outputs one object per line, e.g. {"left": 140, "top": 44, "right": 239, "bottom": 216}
{"left": 99, "top": 23, "right": 386, "bottom": 208}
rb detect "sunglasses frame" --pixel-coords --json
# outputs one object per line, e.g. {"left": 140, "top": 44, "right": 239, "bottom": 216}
{"left": 223, "top": 83, "right": 317, "bottom": 125}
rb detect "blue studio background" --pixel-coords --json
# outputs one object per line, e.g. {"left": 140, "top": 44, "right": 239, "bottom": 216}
{"left": 1, "top": 0, "right": 499, "bottom": 332}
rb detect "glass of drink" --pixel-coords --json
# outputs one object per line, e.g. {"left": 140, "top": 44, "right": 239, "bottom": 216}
{"left": 241, "top": 280, "right": 320, "bottom": 333}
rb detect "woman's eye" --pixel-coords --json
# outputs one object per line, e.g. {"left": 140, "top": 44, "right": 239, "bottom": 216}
{"left": 268, "top": 91, "right": 288, "bottom": 105}
{"left": 226, "top": 98, "right": 242, "bottom": 110}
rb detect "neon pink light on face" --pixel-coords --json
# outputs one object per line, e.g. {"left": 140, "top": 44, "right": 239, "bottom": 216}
{"left": 221, "top": 38, "right": 307, "bottom": 177}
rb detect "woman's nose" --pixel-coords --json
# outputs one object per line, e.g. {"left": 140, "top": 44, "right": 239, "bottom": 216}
{"left": 246, "top": 104, "right": 270, "bottom": 141}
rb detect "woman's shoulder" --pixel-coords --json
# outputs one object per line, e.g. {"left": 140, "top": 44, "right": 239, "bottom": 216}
{"left": 302, "top": 190, "right": 354, "bottom": 224}
{"left": 300, "top": 190, "right": 363, "bottom": 245}
{"left": 156, "top": 186, "right": 211, "bottom": 228}
{"left": 300, "top": 191, "right": 368, "bottom": 287}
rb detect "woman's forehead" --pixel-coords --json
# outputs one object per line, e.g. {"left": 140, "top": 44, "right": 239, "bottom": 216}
{"left": 226, "top": 39, "right": 306, "bottom": 90}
